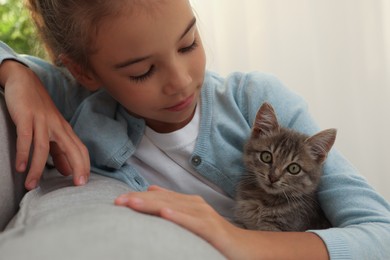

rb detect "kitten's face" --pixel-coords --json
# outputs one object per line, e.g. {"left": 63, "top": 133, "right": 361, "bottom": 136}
{"left": 243, "top": 102, "right": 337, "bottom": 196}
{"left": 243, "top": 131, "right": 322, "bottom": 196}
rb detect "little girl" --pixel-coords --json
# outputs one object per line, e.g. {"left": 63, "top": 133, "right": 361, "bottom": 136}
{"left": 1, "top": 0, "right": 390, "bottom": 259}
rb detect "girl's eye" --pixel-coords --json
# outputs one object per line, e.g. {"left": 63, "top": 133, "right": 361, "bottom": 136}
{"left": 179, "top": 39, "right": 198, "bottom": 54}
{"left": 129, "top": 65, "right": 155, "bottom": 83}
{"left": 287, "top": 163, "right": 301, "bottom": 175}
{"left": 259, "top": 151, "right": 273, "bottom": 163}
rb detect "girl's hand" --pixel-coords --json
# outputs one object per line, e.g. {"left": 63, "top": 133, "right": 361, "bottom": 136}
{"left": 115, "top": 186, "right": 329, "bottom": 260}
{"left": 0, "top": 60, "right": 90, "bottom": 190}
{"left": 114, "top": 185, "right": 254, "bottom": 259}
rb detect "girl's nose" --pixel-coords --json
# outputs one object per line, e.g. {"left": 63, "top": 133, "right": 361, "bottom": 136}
{"left": 163, "top": 61, "right": 192, "bottom": 95}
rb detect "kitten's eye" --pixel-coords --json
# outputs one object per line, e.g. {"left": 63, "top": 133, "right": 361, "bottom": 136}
{"left": 287, "top": 163, "right": 301, "bottom": 175}
{"left": 259, "top": 151, "right": 273, "bottom": 163}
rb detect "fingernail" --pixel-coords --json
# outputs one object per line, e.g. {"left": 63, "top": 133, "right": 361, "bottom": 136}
{"left": 78, "top": 176, "right": 86, "bottom": 185}
{"left": 116, "top": 196, "right": 129, "bottom": 204}
{"left": 17, "top": 162, "right": 26, "bottom": 172}
{"left": 27, "top": 179, "right": 37, "bottom": 190}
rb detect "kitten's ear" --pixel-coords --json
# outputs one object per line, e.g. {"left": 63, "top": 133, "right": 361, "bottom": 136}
{"left": 252, "top": 102, "right": 280, "bottom": 138}
{"left": 305, "top": 128, "right": 337, "bottom": 163}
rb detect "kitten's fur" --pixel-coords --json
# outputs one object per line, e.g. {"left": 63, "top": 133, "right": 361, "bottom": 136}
{"left": 234, "top": 102, "right": 336, "bottom": 231}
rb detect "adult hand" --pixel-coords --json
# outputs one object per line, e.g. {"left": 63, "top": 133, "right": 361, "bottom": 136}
{"left": 0, "top": 60, "right": 90, "bottom": 190}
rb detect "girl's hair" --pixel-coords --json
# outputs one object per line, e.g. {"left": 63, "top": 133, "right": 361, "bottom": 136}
{"left": 26, "top": 0, "right": 125, "bottom": 70}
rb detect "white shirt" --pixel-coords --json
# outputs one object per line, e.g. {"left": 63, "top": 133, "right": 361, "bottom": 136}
{"left": 127, "top": 105, "right": 235, "bottom": 219}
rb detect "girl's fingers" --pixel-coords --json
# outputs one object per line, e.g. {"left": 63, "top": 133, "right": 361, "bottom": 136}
{"left": 24, "top": 118, "right": 50, "bottom": 190}
{"left": 49, "top": 122, "right": 90, "bottom": 186}
{"left": 115, "top": 193, "right": 159, "bottom": 215}
{"left": 115, "top": 189, "right": 207, "bottom": 217}
{"left": 4, "top": 63, "right": 90, "bottom": 188}
{"left": 61, "top": 123, "right": 90, "bottom": 184}
{"left": 58, "top": 139, "right": 89, "bottom": 186}
{"left": 15, "top": 117, "right": 33, "bottom": 173}
{"left": 115, "top": 188, "right": 236, "bottom": 256}
{"left": 68, "top": 138, "right": 89, "bottom": 184}
{"left": 15, "top": 109, "right": 90, "bottom": 189}
{"left": 147, "top": 185, "right": 169, "bottom": 191}
{"left": 50, "top": 142, "right": 73, "bottom": 176}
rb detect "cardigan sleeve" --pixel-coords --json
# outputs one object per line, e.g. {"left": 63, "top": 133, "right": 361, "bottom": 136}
{"left": 240, "top": 71, "right": 390, "bottom": 259}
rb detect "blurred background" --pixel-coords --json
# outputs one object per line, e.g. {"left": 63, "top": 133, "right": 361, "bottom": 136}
{"left": 0, "top": 0, "right": 44, "bottom": 57}
{"left": 191, "top": 0, "right": 390, "bottom": 200}
{"left": 1, "top": 0, "right": 389, "bottom": 200}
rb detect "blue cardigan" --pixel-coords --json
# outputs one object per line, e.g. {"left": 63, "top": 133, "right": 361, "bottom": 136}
{"left": 1, "top": 41, "right": 390, "bottom": 259}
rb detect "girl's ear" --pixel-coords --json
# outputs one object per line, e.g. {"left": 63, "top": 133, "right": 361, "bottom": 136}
{"left": 59, "top": 54, "right": 101, "bottom": 91}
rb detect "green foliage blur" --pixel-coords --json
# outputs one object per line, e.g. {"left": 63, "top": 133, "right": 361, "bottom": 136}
{"left": 0, "top": 0, "right": 45, "bottom": 58}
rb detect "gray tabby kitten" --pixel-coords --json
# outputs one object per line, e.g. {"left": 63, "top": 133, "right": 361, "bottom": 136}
{"left": 234, "top": 102, "right": 336, "bottom": 231}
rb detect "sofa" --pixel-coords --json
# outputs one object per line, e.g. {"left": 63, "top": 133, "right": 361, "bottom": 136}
{"left": 0, "top": 92, "right": 224, "bottom": 260}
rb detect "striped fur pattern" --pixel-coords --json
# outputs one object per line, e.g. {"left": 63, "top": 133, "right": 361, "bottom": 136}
{"left": 234, "top": 103, "right": 336, "bottom": 231}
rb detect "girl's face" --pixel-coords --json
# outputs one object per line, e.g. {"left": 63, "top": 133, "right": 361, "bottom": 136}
{"left": 87, "top": 0, "right": 206, "bottom": 133}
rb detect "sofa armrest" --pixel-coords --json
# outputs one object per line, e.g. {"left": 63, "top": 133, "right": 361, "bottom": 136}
{"left": 0, "top": 168, "right": 224, "bottom": 259}
{"left": 0, "top": 91, "right": 26, "bottom": 231}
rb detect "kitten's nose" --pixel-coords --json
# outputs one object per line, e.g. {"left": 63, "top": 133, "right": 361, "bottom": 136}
{"left": 269, "top": 174, "right": 279, "bottom": 183}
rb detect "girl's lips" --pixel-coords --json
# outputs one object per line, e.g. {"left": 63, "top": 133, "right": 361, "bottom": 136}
{"left": 165, "top": 94, "right": 195, "bottom": 112}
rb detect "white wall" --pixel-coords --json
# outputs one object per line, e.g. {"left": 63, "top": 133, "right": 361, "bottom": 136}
{"left": 191, "top": 0, "right": 390, "bottom": 200}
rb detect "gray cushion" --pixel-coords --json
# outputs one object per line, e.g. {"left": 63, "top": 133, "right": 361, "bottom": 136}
{"left": 0, "top": 170, "right": 224, "bottom": 259}
{"left": 0, "top": 92, "right": 26, "bottom": 231}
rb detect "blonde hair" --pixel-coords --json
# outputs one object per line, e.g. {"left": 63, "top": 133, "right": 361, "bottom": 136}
{"left": 26, "top": 0, "right": 126, "bottom": 70}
